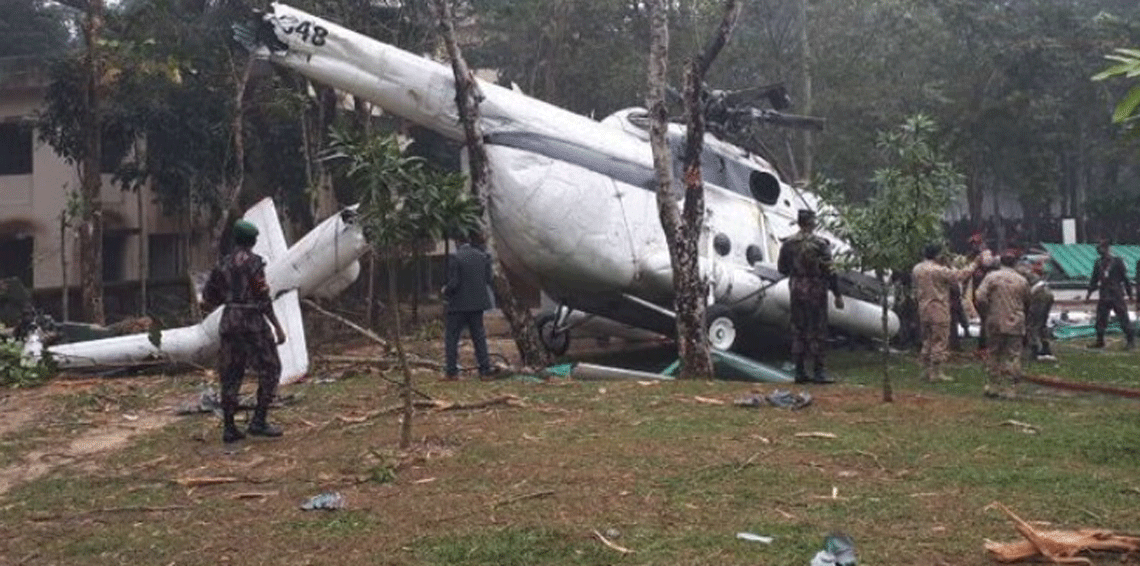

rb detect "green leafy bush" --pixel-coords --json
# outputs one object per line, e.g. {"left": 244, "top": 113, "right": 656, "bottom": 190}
{"left": 0, "top": 339, "right": 55, "bottom": 388}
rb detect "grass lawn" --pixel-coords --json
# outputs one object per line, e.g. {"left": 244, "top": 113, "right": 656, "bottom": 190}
{"left": 1, "top": 334, "right": 1138, "bottom": 565}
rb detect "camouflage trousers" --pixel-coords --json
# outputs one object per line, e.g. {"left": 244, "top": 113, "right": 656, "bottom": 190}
{"left": 919, "top": 317, "right": 950, "bottom": 366}
{"left": 986, "top": 333, "right": 1023, "bottom": 394}
{"left": 1026, "top": 290, "right": 1053, "bottom": 355}
{"left": 789, "top": 294, "right": 829, "bottom": 358}
{"left": 218, "top": 329, "right": 281, "bottom": 415}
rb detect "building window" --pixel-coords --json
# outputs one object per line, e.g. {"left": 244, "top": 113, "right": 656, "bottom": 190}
{"left": 0, "top": 236, "right": 34, "bottom": 288}
{"left": 148, "top": 234, "right": 185, "bottom": 281}
{"left": 101, "top": 129, "right": 130, "bottom": 174}
{"left": 0, "top": 122, "right": 33, "bottom": 176}
{"left": 103, "top": 233, "right": 129, "bottom": 283}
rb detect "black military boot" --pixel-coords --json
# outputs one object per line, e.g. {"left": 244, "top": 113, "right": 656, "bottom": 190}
{"left": 794, "top": 357, "right": 810, "bottom": 384}
{"left": 1126, "top": 336, "right": 1136, "bottom": 351}
{"left": 222, "top": 408, "right": 245, "bottom": 444}
{"left": 247, "top": 407, "right": 283, "bottom": 437}
{"left": 812, "top": 359, "right": 835, "bottom": 384}
{"left": 1088, "top": 335, "right": 1106, "bottom": 349}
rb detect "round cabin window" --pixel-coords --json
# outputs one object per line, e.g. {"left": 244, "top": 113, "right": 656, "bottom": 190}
{"left": 713, "top": 233, "right": 731, "bottom": 256}
{"left": 749, "top": 171, "right": 780, "bottom": 205}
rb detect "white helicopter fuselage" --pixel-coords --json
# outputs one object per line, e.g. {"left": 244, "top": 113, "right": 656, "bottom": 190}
{"left": 258, "top": 3, "right": 896, "bottom": 346}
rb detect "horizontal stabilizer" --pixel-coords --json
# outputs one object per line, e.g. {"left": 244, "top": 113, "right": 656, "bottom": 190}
{"left": 244, "top": 197, "right": 289, "bottom": 263}
{"left": 275, "top": 289, "right": 309, "bottom": 384}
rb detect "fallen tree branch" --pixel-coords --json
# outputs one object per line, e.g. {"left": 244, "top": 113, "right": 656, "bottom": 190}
{"left": 427, "top": 488, "right": 555, "bottom": 525}
{"left": 593, "top": 529, "right": 634, "bottom": 554}
{"left": 231, "top": 491, "right": 278, "bottom": 500}
{"left": 377, "top": 395, "right": 525, "bottom": 415}
{"left": 985, "top": 501, "right": 1140, "bottom": 563}
{"left": 174, "top": 476, "right": 241, "bottom": 488}
{"left": 1023, "top": 373, "right": 1140, "bottom": 399}
{"left": 93, "top": 504, "right": 189, "bottom": 514}
{"left": 303, "top": 299, "right": 389, "bottom": 349}
{"left": 437, "top": 394, "right": 525, "bottom": 411}
{"left": 321, "top": 354, "right": 443, "bottom": 370}
{"left": 491, "top": 489, "right": 555, "bottom": 508}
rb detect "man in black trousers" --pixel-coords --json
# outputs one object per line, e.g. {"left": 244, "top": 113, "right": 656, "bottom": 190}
{"left": 442, "top": 231, "right": 496, "bottom": 379}
{"left": 1086, "top": 239, "right": 1134, "bottom": 350}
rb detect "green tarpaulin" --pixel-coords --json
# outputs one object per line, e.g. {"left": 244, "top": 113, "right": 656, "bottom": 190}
{"left": 1041, "top": 243, "right": 1140, "bottom": 281}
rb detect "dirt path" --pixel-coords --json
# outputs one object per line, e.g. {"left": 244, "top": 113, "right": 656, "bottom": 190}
{"left": 0, "top": 412, "right": 178, "bottom": 496}
{"left": 0, "top": 376, "right": 192, "bottom": 497}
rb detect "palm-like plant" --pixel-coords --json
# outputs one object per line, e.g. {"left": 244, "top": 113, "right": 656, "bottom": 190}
{"left": 1093, "top": 48, "right": 1140, "bottom": 130}
{"left": 324, "top": 127, "right": 481, "bottom": 448}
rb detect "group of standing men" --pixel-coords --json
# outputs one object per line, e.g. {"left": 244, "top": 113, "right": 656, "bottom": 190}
{"left": 912, "top": 236, "right": 1052, "bottom": 399}
{"left": 775, "top": 208, "right": 1050, "bottom": 397}
{"left": 913, "top": 235, "right": 1140, "bottom": 400}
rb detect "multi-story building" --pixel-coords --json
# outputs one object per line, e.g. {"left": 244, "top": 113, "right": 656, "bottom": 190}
{"left": 0, "top": 56, "right": 189, "bottom": 319}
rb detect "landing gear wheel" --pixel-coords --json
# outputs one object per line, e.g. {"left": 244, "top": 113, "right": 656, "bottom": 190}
{"left": 705, "top": 305, "right": 737, "bottom": 352}
{"left": 536, "top": 312, "right": 571, "bottom": 356}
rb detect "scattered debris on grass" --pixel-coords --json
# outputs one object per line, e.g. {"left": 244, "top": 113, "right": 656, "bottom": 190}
{"left": 174, "top": 476, "right": 241, "bottom": 488}
{"left": 999, "top": 420, "right": 1040, "bottom": 434}
{"left": 693, "top": 395, "right": 726, "bottom": 405}
{"left": 736, "top": 531, "right": 774, "bottom": 544}
{"left": 810, "top": 532, "right": 857, "bottom": 566}
{"left": 232, "top": 491, "right": 278, "bottom": 500}
{"left": 490, "top": 489, "right": 555, "bottom": 508}
{"left": 593, "top": 528, "right": 633, "bottom": 554}
{"left": 765, "top": 389, "right": 813, "bottom": 410}
{"left": 795, "top": 431, "right": 838, "bottom": 439}
{"left": 300, "top": 492, "right": 345, "bottom": 511}
{"left": 984, "top": 501, "right": 1140, "bottom": 563}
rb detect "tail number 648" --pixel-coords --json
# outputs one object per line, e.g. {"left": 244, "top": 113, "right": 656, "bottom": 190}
{"left": 281, "top": 20, "right": 328, "bottom": 47}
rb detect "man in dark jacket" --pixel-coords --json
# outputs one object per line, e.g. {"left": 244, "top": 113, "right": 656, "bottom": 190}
{"left": 1086, "top": 239, "right": 1134, "bottom": 350}
{"left": 777, "top": 209, "right": 844, "bottom": 383}
{"left": 442, "top": 231, "right": 495, "bottom": 379}
{"left": 202, "top": 219, "right": 287, "bottom": 444}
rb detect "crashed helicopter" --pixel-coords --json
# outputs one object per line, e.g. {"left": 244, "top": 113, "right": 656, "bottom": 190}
{"left": 26, "top": 3, "right": 898, "bottom": 377}
{"left": 241, "top": 3, "right": 897, "bottom": 355}
{"left": 236, "top": 2, "right": 897, "bottom": 355}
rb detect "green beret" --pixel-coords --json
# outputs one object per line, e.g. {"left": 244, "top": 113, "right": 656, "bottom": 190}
{"left": 233, "top": 219, "right": 259, "bottom": 239}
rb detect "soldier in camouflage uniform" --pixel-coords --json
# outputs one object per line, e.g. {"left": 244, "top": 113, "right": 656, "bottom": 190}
{"left": 777, "top": 209, "right": 844, "bottom": 384}
{"left": 1016, "top": 261, "right": 1055, "bottom": 361}
{"left": 976, "top": 253, "right": 1029, "bottom": 399}
{"left": 967, "top": 233, "right": 998, "bottom": 354}
{"left": 1085, "top": 240, "right": 1134, "bottom": 350}
{"left": 912, "top": 243, "right": 970, "bottom": 382}
{"left": 203, "top": 220, "right": 288, "bottom": 444}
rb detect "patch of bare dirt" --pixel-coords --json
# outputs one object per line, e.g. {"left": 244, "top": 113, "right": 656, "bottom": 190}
{"left": 0, "top": 412, "right": 177, "bottom": 495}
{"left": 0, "top": 375, "right": 191, "bottom": 496}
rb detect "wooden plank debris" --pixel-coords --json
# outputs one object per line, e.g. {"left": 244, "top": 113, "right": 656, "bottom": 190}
{"left": 984, "top": 501, "right": 1140, "bottom": 563}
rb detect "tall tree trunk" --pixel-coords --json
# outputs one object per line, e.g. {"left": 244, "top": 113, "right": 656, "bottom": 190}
{"left": 435, "top": 0, "right": 549, "bottom": 369}
{"left": 79, "top": 0, "right": 105, "bottom": 324}
{"left": 312, "top": 84, "right": 339, "bottom": 221}
{"left": 60, "top": 213, "right": 69, "bottom": 322}
{"left": 367, "top": 249, "right": 377, "bottom": 329}
{"left": 879, "top": 271, "right": 893, "bottom": 402}
{"left": 211, "top": 53, "right": 255, "bottom": 252}
{"left": 388, "top": 250, "right": 414, "bottom": 450}
{"left": 138, "top": 172, "right": 148, "bottom": 315}
{"left": 798, "top": 0, "right": 813, "bottom": 184}
{"left": 412, "top": 244, "right": 422, "bottom": 326}
{"left": 137, "top": 140, "right": 150, "bottom": 316}
{"left": 648, "top": 0, "right": 739, "bottom": 379}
